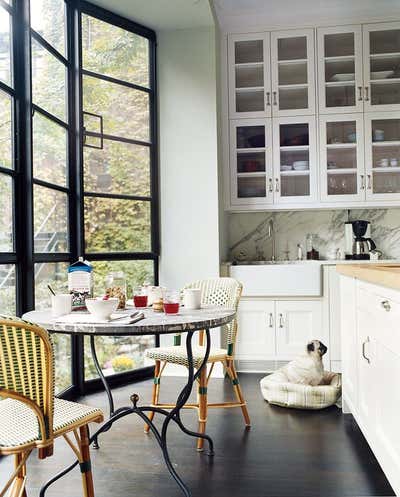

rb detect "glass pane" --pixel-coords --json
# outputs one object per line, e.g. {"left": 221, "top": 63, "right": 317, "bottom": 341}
{"left": 326, "top": 85, "right": 355, "bottom": 108}
{"left": 373, "top": 144, "right": 400, "bottom": 169}
{"left": 280, "top": 123, "right": 309, "bottom": 146}
{"left": 278, "top": 36, "right": 307, "bottom": 61}
{"left": 30, "top": 0, "right": 66, "bottom": 56}
{"left": 372, "top": 119, "right": 400, "bottom": 142}
{"left": 281, "top": 175, "right": 310, "bottom": 197}
{"left": 34, "top": 261, "right": 70, "bottom": 393}
{"left": 279, "top": 87, "right": 308, "bottom": 110}
{"left": 237, "top": 176, "right": 266, "bottom": 198}
{"left": 235, "top": 65, "right": 263, "bottom": 88}
{"left": 0, "top": 7, "right": 12, "bottom": 86}
{"left": 31, "top": 38, "right": 67, "bottom": 121}
{"left": 0, "top": 174, "right": 13, "bottom": 251}
{"left": 372, "top": 171, "right": 400, "bottom": 194}
{"left": 325, "top": 60, "right": 355, "bottom": 83}
{"left": 279, "top": 61, "right": 307, "bottom": 85}
{"left": 327, "top": 148, "right": 357, "bottom": 170}
{"left": 84, "top": 260, "right": 155, "bottom": 380}
{"left": 370, "top": 82, "right": 400, "bottom": 106}
{"left": 324, "top": 33, "right": 354, "bottom": 57}
{"left": 235, "top": 89, "right": 264, "bottom": 113}
{"left": 0, "top": 90, "right": 12, "bottom": 169}
{"left": 236, "top": 125, "right": 265, "bottom": 148}
{"left": 237, "top": 151, "right": 265, "bottom": 173}
{"left": 82, "top": 14, "right": 149, "bottom": 88}
{"left": 327, "top": 121, "right": 357, "bottom": 145}
{"left": 34, "top": 186, "right": 68, "bottom": 252}
{"left": 327, "top": 173, "right": 357, "bottom": 195}
{"left": 0, "top": 264, "right": 15, "bottom": 314}
{"left": 84, "top": 197, "right": 151, "bottom": 253}
{"left": 33, "top": 112, "right": 67, "bottom": 186}
{"left": 370, "top": 29, "right": 400, "bottom": 55}
{"left": 84, "top": 140, "right": 150, "bottom": 196}
{"left": 280, "top": 149, "right": 309, "bottom": 170}
{"left": 83, "top": 75, "right": 149, "bottom": 141}
{"left": 235, "top": 40, "right": 263, "bottom": 64}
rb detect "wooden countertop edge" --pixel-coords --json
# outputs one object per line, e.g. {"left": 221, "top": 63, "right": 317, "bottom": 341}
{"left": 336, "top": 264, "right": 400, "bottom": 291}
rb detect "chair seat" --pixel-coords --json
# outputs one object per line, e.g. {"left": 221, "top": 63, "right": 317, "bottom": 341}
{"left": 0, "top": 398, "right": 103, "bottom": 449}
{"left": 145, "top": 345, "right": 228, "bottom": 367}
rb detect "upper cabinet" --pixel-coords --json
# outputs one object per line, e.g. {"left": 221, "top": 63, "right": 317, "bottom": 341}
{"left": 317, "top": 26, "right": 363, "bottom": 114}
{"left": 271, "top": 29, "right": 316, "bottom": 116}
{"left": 228, "top": 33, "right": 271, "bottom": 119}
{"left": 363, "top": 22, "right": 400, "bottom": 112}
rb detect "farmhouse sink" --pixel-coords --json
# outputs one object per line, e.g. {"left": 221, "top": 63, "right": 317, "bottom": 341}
{"left": 229, "top": 261, "right": 322, "bottom": 297}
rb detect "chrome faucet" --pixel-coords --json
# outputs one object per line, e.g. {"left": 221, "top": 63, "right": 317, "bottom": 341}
{"left": 268, "top": 219, "right": 276, "bottom": 262}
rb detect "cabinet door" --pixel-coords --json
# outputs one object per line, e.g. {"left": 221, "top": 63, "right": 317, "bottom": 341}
{"left": 230, "top": 119, "right": 273, "bottom": 205}
{"left": 319, "top": 113, "right": 365, "bottom": 202}
{"left": 271, "top": 29, "right": 315, "bottom": 116}
{"left": 364, "top": 112, "right": 400, "bottom": 201}
{"left": 363, "top": 22, "right": 400, "bottom": 112}
{"left": 275, "top": 301, "right": 324, "bottom": 360}
{"left": 356, "top": 309, "right": 375, "bottom": 427}
{"left": 317, "top": 25, "right": 363, "bottom": 114}
{"left": 273, "top": 116, "right": 317, "bottom": 204}
{"left": 236, "top": 300, "right": 276, "bottom": 360}
{"left": 228, "top": 33, "right": 271, "bottom": 119}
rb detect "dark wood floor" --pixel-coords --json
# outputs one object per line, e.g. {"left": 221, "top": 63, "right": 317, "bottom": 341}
{"left": 0, "top": 373, "right": 394, "bottom": 497}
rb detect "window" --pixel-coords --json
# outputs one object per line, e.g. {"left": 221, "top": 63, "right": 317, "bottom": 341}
{"left": 0, "top": 1, "right": 158, "bottom": 396}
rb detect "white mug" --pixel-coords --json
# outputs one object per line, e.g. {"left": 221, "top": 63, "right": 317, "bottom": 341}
{"left": 51, "top": 294, "right": 72, "bottom": 317}
{"left": 183, "top": 288, "right": 201, "bottom": 310}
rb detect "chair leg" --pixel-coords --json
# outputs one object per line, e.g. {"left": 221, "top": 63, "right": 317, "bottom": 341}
{"left": 78, "top": 425, "right": 95, "bottom": 497}
{"left": 7, "top": 452, "right": 28, "bottom": 497}
{"left": 144, "top": 360, "right": 161, "bottom": 433}
{"left": 196, "top": 366, "right": 208, "bottom": 451}
{"left": 226, "top": 361, "right": 251, "bottom": 427}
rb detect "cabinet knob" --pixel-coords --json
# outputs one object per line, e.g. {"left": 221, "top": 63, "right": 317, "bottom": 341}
{"left": 266, "top": 92, "right": 271, "bottom": 106}
{"left": 358, "top": 86, "right": 363, "bottom": 101}
{"left": 381, "top": 300, "right": 391, "bottom": 312}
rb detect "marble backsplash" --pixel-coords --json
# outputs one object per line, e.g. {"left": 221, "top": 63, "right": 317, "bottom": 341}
{"left": 227, "top": 209, "right": 400, "bottom": 261}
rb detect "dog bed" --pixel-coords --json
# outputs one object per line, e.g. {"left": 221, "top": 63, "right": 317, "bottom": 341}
{"left": 260, "top": 370, "right": 341, "bottom": 410}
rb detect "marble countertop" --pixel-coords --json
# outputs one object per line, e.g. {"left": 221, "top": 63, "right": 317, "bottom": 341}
{"left": 336, "top": 263, "right": 400, "bottom": 291}
{"left": 224, "top": 259, "right": 398, "bottom": 266}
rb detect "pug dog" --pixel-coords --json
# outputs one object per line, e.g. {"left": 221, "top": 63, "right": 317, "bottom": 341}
{"left": 283, "top": 340, "right": 328, "bottom": 386}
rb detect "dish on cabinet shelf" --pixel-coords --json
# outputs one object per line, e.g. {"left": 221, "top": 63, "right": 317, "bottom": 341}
{"left": 371, "top": 70, "right": 395, "bottom": 80}
{"left": 281, "top": 164, "right": 293, "bottom": 171}
{"left": 293, "top": 160, "right": 309, "bottom": 170}
{"left": 330, "top": 73, "right": 355, "bottom": 82}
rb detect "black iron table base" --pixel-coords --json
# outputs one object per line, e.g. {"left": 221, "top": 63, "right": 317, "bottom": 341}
{"left": 40, "top": 329, "right": 213, "bottom": 497}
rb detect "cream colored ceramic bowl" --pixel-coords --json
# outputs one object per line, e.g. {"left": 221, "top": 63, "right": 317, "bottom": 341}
{"left": 85, "top": 298, "right": 119, "bottom": 321}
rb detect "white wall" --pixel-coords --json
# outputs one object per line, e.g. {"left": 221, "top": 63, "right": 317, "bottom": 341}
{"left": 158, "top": 27, "right": 220, "bottom": 289}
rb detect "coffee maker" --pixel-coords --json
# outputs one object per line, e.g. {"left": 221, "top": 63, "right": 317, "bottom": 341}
{"left": 345, "top": 220, "right": 376, "bottom": 260}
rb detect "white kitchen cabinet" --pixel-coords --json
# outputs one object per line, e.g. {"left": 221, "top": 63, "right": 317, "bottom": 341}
{"left": 273, "top": 116, "right": 318, "bottom": 204}
{"left": 236, "top": 300, "right": 276, "bottom": 361}
{"left": 229, "top": 118, "right": 273, "bottom": 205}
{"left": 363, "top": 22, "right": 400, "bottom": 113}
{"left": 317, "top": 25, "right": 363, "bottom": 114}
{"left": 356, "top": 308, "right": 375, "bottom": 425}
{"left": 271, "top": 29, "right": 315, "bottom": 116}
{"left": 319, "top": 113, "right": 365, "bottom": 202}
{"left": 228, "top": 33, "right": 271, "bottom": 119}
{"left": 364, "top": 111, "right": 400, "bottom": 201}
{"left": 275, "top": 300, "right": 324, "bottom": 359}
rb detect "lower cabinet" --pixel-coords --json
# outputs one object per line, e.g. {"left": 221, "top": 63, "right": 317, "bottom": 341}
{"left": 236, "top": 298, "right": 326, "bottom": 371}
{"left": 339, "top": 276, "right": 400, "bottom": 495}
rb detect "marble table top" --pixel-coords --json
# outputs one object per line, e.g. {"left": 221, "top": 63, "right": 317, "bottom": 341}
{"left": 22, "top": 307, "right": 236, "bottom": 336}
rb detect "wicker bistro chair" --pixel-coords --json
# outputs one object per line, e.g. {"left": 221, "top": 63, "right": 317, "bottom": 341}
{"left": 0, "top": 317, "right": 103, "bottom": 497}
{"left": 144, "top": 278, "right": 250, "bottom": 450}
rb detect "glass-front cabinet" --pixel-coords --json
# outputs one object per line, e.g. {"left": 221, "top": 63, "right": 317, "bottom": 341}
{"left": 317, "top": 26, "right": 363, "bottom": 114}
{"left": 272, "top": 116, "right": 317, "bottom": 203}
{"left": 230, "top": 119, "right": 273, "bottom": 205}
{"left": 271, "top": 29, "right": 315, "bottom": 116}
{"left": 228, "top": 33, "right": 271, "bottom": 119}
{"left": 365, "top": 112, "right": 400, "bottom": 201}
{"left": 363, "top": 22, "right": 400, "bottom": 112}
{"left": 319, "top": 114, "right": 365, "bottom": 202}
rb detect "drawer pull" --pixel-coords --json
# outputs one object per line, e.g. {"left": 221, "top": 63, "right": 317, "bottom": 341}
{"left": 279, "top": 313, "right": 284, "bottom": 328}
{"left": 381, "top": 300, "right": 391, "bottom": 312}
{"left": 268, "top": 312, "right": 274, "bottom": 328}
{"left": 358, "top": 86, "right": 363, "bottom": 101}
{"left": 266, "top": 92, "right": 271, "bottom": 106}
{"left": 268, "top": 177, "right": 273, "bottom": 192}
{"left": 362, "top": 336, "right": 370, "bottom": 364}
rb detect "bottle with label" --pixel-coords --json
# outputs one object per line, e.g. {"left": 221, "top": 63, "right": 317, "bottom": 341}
{"left": 68, "top": 257, "right": 93, "bottom": 311}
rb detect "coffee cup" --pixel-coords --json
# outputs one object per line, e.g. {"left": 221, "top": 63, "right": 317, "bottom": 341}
{"left": 51, "top": 294, "right": 73, "bottom": 317}
{"left": 183, "top": 288, "right": 201, "bottom": 310}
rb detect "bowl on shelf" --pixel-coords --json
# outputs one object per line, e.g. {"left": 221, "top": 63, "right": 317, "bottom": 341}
{"left": 330, "top": 73, "right": 355, "bottom": 82}
{"left": 347, "top": 132, "right": 356, "bottom": 143}
{"left": 293, "top": 160, "right": 309, "bottom": 171}
{"left": 281, "top": 164, "right": 292, "bottom": 171}
{"left": 371, "top": 70, "right": 395, "bottom": 80}
{"left": 86, "top": 297, "right": 119, "bottom": 321}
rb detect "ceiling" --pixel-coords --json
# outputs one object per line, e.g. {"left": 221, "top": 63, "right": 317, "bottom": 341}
{"left": 89, "top": 0, "right": 215, "bottom": 31}
{"left": 213, "top": 0, "right": 400, "bottom": 30}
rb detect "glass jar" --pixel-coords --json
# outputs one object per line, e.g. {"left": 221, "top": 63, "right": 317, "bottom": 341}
{"left": 105, "top": 271, "right": 126, "bottom": 309}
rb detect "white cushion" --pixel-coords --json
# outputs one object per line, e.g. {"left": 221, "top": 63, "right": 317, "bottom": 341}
{"left": 260, "top": 370, "right": 341, "bottom": 410}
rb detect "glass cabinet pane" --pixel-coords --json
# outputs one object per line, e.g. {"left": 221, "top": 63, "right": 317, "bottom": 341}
{"left": 369, "top": 29, "right": 400, "bottom": 107}
{"left": 237, "top": 176, "right": 266, "bottom": 198}
{"left": 279, "top": 123, "right": 310, "bottom": 197}
{"left": 371, "top": 118, "right": 400, "bottom": 194}
{"left": 237, "top": 125, "right": 265, "bottom": 148}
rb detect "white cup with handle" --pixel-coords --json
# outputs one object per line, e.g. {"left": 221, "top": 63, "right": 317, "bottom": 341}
{"left": 51, "top": 294, "right": 73, "bottom": 317}
{"left": 183, "top": 288, "right": 201, "bottom": 310}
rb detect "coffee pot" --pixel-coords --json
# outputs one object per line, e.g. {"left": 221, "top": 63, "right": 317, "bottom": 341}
{"left": 351, "top": 220, "right": 376, "bottom": 260}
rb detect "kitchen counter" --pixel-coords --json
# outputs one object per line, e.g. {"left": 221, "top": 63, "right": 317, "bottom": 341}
{"left": 337, "top": 263, "right": 400, "bottom": 291}
{"left": 224, "top": 259, "right": 397, "bottom": 267}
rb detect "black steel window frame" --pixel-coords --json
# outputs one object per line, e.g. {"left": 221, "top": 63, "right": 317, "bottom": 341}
{"left": 2, "top": 0, "right": 159, "bottom": 399}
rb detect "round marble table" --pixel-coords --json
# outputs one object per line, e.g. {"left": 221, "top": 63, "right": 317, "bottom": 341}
{"left": 23, "top": 307, "right": 235, "bottom": 497}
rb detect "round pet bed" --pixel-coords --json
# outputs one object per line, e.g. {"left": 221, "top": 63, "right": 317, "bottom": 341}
{"left": 260, "top": 370, "right": 341, "bottom": 410}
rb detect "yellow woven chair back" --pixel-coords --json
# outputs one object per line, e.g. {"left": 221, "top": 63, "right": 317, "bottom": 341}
{"left": 183, "top": 278, "right": 242, "bottom": 355}
{"left": 0, "top": 316, "right": 55, "bottom": 445}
